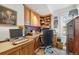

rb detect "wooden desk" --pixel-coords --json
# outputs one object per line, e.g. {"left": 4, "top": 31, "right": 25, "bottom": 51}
{"left": 0, "top": 33, "right": 42, "bottom": 55}
{"left": 26, "top": 33, "right": 42, "bottom": 51}
{"left": 0, "top": 38, "right": 35, "bottom": 55}
{"left": 26, "top": 33, "right": 42, "bottom": 39}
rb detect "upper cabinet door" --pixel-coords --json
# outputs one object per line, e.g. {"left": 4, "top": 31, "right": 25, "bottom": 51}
{"left": 24, "top": 7, "right": 31, "bottom": 25}
{"left": 31, "top": 11, "right": 40, "bottom": 26}
{"left": 24, "top": 6, "right": 40, "bottom": 26}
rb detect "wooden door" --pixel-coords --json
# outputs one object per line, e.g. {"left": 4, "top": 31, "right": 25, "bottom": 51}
{"left": 19, "top": 46, "right": 26, "bottom": 55}
{"left": 19, "top": 40, "right": 34, "bottom": 55}
{"left": 27, "top": 44, "right": 34, "bottom": 55}
{"left": 19, "top": 44, "right": 34, "bottom": 55}
{"left": 7, "top": 48, "right": 20, "bottom": 55}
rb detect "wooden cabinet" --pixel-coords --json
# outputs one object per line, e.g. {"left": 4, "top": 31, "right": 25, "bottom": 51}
{"left": 66, "top": 20, "right": 74, "bottom": 53}
{"left": 24, "top": 6, "right": 31, "bottom": 25}
{"left": 27, "top": 43, "right": 34, "bottom": 55}
{"left": 20, "top": 42, "right": 34, "bottom": 55}
{"left": 66, "top": 16, "right": 79, "bottom": 54}
{"left": 31, "top": 11, "right": 40, "bottom": 26}
{"left": 8, "top": 49, "right": 20, "bottom": 55}
{"left": 0, "top": 39, "right": 34, "bottom": 55}
{"left": 2, "top": 47, "right": 21, "bottom": 55}
{"left": 24, "top": 5, "right": 40, "bottom": 26}
{"left": 19, "top": 40, "right": 34, "bottom": 55}
{"left": 34, "top": 36, "right": 40, "bottom": 51}
{"left": 19, "top": 45, "right": 27, "bottom": 55}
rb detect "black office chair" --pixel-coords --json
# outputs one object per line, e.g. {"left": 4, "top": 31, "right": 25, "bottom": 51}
{"left": 40, "top": 29, "right": 53, "bottom": 54}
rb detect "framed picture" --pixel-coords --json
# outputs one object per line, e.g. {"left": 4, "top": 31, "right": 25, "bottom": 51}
{"left": 54, "top": 16, "right": 58, "bottom": 28}
{"left": 0, "top": 5, "right": 17, "bottom": 25}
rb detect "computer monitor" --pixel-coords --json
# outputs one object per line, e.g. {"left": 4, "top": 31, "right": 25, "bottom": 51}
{"left": 16, "top": 29, "right": 23, "bottom": 38}
{"left": 9, "top": 29, "right": 23, "bottom": 39}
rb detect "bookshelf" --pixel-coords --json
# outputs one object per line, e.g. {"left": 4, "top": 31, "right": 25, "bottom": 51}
{"left": 40, "top": 15, "right": 51, "bottom": 28}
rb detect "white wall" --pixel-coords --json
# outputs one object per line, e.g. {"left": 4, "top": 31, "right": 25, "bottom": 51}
{"left": 77, "top": 5, "right": 79, "bottom": 14}
{"left": 0, "top": 4, "right": 24, "bottom": 40}
{"left": 52, "top": 5, "right": 77, "bottom": 44}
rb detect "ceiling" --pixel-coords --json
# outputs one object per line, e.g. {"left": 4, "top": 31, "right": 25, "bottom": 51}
{"left": 25, "top": 4, "right": 73, "bottom": 16}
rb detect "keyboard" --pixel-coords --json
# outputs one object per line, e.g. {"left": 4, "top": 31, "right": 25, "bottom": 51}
{"left": 12, "top": 39, "right": 28, "bottom": 45}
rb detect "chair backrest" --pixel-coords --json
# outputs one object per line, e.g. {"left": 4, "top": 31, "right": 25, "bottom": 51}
{"left": 43, "top": 30, "right": 53, "bottom": 46}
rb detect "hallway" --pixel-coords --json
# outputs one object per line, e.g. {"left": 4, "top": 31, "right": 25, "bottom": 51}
{"left": 36, "top": 47, "right": 67, "bottom": 55}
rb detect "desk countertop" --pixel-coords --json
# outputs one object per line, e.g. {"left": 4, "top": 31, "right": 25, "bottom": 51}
{"left": 0, "top": 39, "right": 33, "bottom": 54}
{"left": 26, "top": 32, "right": 42, "bottom": 39}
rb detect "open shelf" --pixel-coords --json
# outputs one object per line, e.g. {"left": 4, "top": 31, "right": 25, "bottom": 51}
{"left": 40, "top": 15, "right": 51, "bottom": 28}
